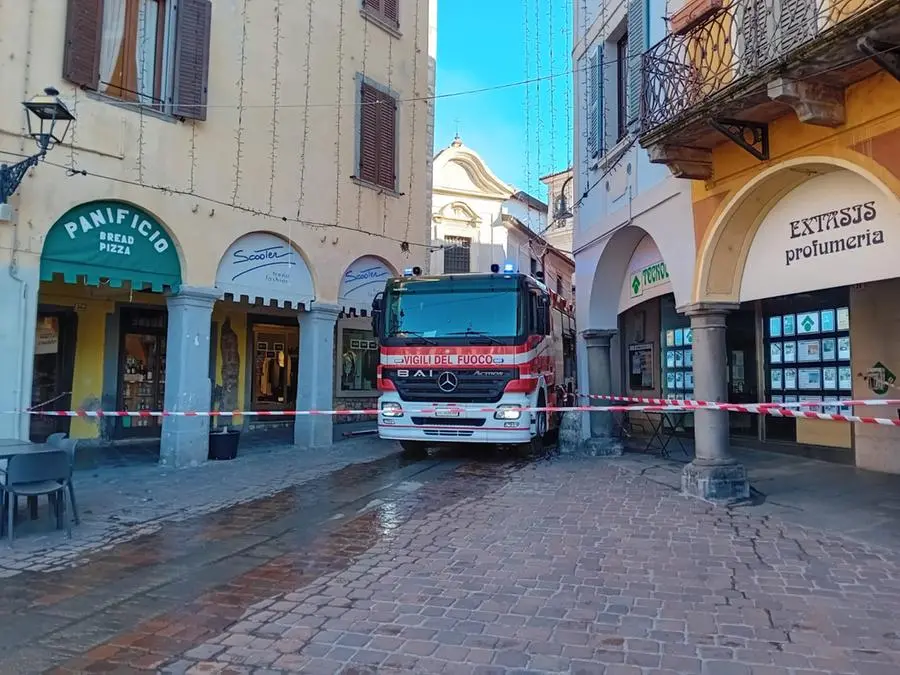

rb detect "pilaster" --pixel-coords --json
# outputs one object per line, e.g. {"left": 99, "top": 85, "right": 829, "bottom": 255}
{"left": 294, "top": 303, "right": 342, "bottom": 449}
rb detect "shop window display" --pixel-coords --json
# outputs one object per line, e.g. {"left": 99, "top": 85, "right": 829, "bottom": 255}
{"left": 339, "top": 327, "right": 379, "bottom": 394}
{"left": 251, "top": 325, "right": 298, "bottom": 411}
{"left": 764, "top": 291, "right": 852, "bottom": 443}
{"left": 118, "top": 309, "right": 166, "bottom": 436}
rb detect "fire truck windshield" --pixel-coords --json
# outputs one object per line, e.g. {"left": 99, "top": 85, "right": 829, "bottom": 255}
{"left": 383, "top": 279, "right": 523, "bottom": 343}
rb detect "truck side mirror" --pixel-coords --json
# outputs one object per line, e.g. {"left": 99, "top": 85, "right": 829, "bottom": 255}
{"left": 371, "top": 293, "right": 384, "bottom": 336}
{"left": 537, "top": 295, "right": 551, "bottom": 335}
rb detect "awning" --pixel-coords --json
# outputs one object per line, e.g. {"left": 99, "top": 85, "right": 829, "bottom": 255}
{"left": 40, "top": 201, "right": 182, "bottom": 292}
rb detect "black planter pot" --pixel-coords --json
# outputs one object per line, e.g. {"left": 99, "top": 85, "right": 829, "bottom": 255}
{"left": 208, "top": 428, "right": 240, "bottom": 460}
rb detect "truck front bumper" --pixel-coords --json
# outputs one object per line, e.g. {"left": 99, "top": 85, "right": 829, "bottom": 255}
{"left": 377, "top": 394, "right": 534, "bottom": 445}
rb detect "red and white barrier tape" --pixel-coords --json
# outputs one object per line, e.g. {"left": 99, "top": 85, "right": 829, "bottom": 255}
{"left": 578, "top": 393, "right": 900, "bottom": 409}
{"left": 5, "top": 401, "right": 900, "bottom": 426}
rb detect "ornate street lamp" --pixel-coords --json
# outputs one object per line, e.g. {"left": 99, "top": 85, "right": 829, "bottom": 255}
{"left": 0, "top": 87, "right": 76, "bottom": 206}
{"left": 553, "top": 175, "right": 574, "bottom": 222}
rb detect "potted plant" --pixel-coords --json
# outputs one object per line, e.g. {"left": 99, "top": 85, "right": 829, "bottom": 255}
{"left": 208, "top": 383, "right": 240, "bottom": 461}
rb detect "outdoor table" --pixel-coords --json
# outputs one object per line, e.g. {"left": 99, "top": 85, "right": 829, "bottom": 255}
{"left": 0, "top": 439, "right": 55, "bottom": 521}
{"left": 642, "top": 412, "right": 689, "bottom": 458}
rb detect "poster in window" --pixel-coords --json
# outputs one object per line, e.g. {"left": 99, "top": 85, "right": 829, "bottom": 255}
{"left": 684, "top": 348, "right": 693, "bottom": 368}
{"left": 822, "top": 366, "right": 837, "bottom": 390}
{"left": 35, "top": 318, "right": 59, "bottom": 355}
{"left": 785, "top": 394, "right": 798, "bottom": 403}
{"left": 666, "top": 351, "right": 675, "bottom": 368}
{"left": 770, "top": 342, "right": 782, "bottom": 364}
{"left": 674, "top": 350, "right": 684, "bottom": 368}
{"left": 798, "top": 367, "right": 822, "bottom": 390}
{"left": 771, "top": 395, "right": 784, "bottom": 404}
{"left": 823, "top": 396, "right": 839, "bottom": 415}
{"left": 628, "top": 343, "right": 654, "bottom": 389}
{"left": 684, "top": 371, "right": 693, "bottom": 389}
{"left": 797, "top": 339, "right": 821, "bottom": 363}
{"left": 675, "top": 371, "right": 684, "bottom": 390}
{"left": 784, "top": 368, "right": 798, "bottom": 390}
{"left": 838, "top": 366, "right": 852, "bottom": 390}
{"left": 836, "top": 307, "right": 850, "bottom": 330}
{"left": 820, "top": 309, "right": 836, "bottom": 332}
{"left": 796, "top": 312, "right": 820, "bottom": 335}
{"left": 684, "top": 329, "right": 693, "bottom": 345}
{"left": 821, "top": 338, "right": 836, "bottom": 361}
{"left": 799, "top": 395, "right": 822, "bottom": 412}
{"left": 769, "top": 316, "right": 782, "bottom": 338}
{"left": 665, "top": 330, "right": 675, "bottom": 347}
{"left": 837, "top": 337, "right": 851, "bottom": 361}
{"left": 783, "top": 341, "right": 797, "bottom": 363}
{"left": 674, "top": 329, "right": 684, "bottom": 347}
{"left": 666, "top": 372, "right": 675, "bottom": 389}
{"left": 770, "top": 369, "right": 783, "bottom": 390}
{"left": 783, "top": 314, "right": 796, "bottom": 336}
{"left": 839, "top": 404, "right": 853, "bottom": 416}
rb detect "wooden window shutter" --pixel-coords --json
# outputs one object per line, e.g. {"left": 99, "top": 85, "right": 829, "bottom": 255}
{"left": 364, "top": 0, "right": 382, "bottom": 13}
{"left": 626, "top": 0, "right": 648, "bottom": 130}
{"left": 383, "top": 0, "right": 399, "bottom": 25}
{"left": 62, "top": 0, "right": 103, "bottom": 90}
{"left": 173, "top": 0, "right": 213, "bottom": 121}
{"left": 586, "top": 49, "right": 599, "bottom": 158}
{"left": 376, "top": 93, "right": 397, "bottom": 190}
{"left": 359, "top": 84, "right": 380, "bottom": 185}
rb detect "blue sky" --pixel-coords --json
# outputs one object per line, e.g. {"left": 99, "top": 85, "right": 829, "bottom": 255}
{"left": 433, "top": 0, "right": 573, "bottom": 202}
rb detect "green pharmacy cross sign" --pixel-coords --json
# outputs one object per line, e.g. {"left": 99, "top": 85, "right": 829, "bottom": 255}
{"left": 629, "top": 261, "right": 669, "bottom": 299}
{"left": 40, "top": 200, "right": 182, "bottom": 292}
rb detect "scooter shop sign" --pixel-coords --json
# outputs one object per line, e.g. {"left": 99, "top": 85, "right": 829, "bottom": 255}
{"left": 630, "top": 261, "right": 670, "bottom": 299}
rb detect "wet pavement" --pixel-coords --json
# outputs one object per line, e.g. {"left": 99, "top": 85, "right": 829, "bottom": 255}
{"left": 2, "top": 444, "right": 900, "bottom": 674}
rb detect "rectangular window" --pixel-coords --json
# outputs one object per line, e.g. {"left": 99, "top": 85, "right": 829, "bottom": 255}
{"left": 251, "top": 324, "right": 299, "bottom": 412}
{"left": 358, "top": 81, "right": 398, "bottom": 191}
{"left": 363, "top": 0, "right": 400, "bottom": 30}
{"left": 337, "top": 325, "right": 379, "bottom": 395}
{"left": 616, "top": 32, "right": 629, "bottom": 141}
{"left": 443, "top": 236, "right": 471, "bottom": 273}
{"left": 63, "top": 0, "right": 212, "bottom": 120}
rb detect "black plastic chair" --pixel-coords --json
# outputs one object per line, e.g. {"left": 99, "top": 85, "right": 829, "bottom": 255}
{"left": 47, "top": 433, "right": 81, "bottom": 525}
{"left": 0, "top": 451, "right": 73, "bottom": 543}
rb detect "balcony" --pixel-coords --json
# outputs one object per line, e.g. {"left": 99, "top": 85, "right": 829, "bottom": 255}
{"left": 639, "top": 0, "right": 900, "bottom": 180}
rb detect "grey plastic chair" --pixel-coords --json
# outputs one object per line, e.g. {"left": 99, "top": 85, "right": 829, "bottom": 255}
{"left": 46, "top": 433, "right": 80, "bottom": 525}
{"left": 1, "top": 451, "right": 73, "bottom": 543}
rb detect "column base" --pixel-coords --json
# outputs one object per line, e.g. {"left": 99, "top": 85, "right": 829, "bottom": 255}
{"left": 681, "top": 460, "right": 749, "bottom": 504}
{"left": 580, "top": 435, "right": 623, "bottom": 457}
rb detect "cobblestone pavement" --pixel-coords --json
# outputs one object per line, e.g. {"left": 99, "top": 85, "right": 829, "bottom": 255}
{"left": 0, "top": 438, "right": 401, "bottom": 576}
{"left": 26, "top": 453, "right": 900, "bottom": 675}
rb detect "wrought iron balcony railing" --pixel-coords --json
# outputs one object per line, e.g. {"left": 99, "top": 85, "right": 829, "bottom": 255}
{"left": 641, "top": 0, "right": 892, "bottom": 135}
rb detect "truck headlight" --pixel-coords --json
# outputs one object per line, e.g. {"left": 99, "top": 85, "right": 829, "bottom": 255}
{"left": 494, "top": 404, "right": 522, "bottom": 420}
{"left": 381, "top": 402, "right": 403, "bottom": 418}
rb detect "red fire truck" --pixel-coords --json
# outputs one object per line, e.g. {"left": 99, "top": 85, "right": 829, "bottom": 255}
{"left": 371, "top": 263, "right": 576, "bottom": 454}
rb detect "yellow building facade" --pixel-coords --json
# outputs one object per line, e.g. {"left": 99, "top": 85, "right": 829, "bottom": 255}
{"left": 0, "top": 0, "right": 437, "bottom": 466}
{"left": 637, "top": 0, "right": 900, "bottom": 496}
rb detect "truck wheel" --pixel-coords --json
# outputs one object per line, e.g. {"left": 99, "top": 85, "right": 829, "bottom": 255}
{"left": 399, "top": 440, "right": 429, "bottom": 460}
{"left": 517, "top": 396, "right": 546, "bottom": 458}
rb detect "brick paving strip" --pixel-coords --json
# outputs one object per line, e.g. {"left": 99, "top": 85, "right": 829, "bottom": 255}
{"left": 2, "top": 453, "right": 515, "bottom": 673}
{"left": 151, "top": 460, "right": 900, "bottom": 675}
{"left": 0, "top": 439, "right": 402, "bottom": 575}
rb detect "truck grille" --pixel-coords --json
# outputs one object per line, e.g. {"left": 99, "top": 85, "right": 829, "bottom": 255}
{"left": 385, "top": 368, "right": 518, "bottom": 403}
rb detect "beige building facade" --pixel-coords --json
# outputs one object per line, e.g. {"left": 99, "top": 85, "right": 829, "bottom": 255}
{"left": 0, "top": 0, "right": 437, "bottom": 465}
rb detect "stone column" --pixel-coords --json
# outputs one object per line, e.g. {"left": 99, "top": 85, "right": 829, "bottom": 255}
{"left": 680, "top": 302, "right": 749, "bottom": 503}
{"left": 581, "top": 329, "right": 622, "bottom": 456}
{"left": 295, "top": 303, "right": 341, "bottom": 448}
{"left": 160, "top": 286, "right": 221, "bottom": 468}
{"left": 0, "top": 254, "right": 40, "bottom": 441}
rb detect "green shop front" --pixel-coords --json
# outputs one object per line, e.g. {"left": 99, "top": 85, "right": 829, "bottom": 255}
{"left": 34, "top": 200, "right": 182, "bottom": 444}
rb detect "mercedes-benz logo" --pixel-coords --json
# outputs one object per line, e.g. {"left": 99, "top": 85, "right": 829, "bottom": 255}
{"left": 437, "top": 371, "right": 458, "bottom": 393}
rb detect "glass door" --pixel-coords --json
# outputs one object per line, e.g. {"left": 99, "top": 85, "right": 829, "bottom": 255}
{"left": 726, "top": 306, "right": 758, "bottom": 437}
{"left": 30, "top": 311, "right": 77, "bottom": 441}
{"left": 117, "top": 309, "right": 167, "bottom": 438}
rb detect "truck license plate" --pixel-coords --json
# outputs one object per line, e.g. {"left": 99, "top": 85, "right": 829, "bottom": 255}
{"left": 434, "top": 408, "right": 460, "bottom": 417}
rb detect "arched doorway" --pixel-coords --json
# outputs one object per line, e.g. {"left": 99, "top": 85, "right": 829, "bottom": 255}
{"left": 213, "top": 232, "right": 316, "bottom": 437}
{"left": 697, "top": 159, "right": 900, "bottom": 471}
{"left": 335, "top": 256, "right": 395, "bottom": 429}
{"left": 33, "top": 200, "right": 183, "bottom": 445}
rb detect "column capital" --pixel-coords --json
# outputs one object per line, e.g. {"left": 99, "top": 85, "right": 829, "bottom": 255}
{"left": 302, "top": 302, "right": 342, "bottom": 322}
{"left": 167, "top": 285, "right": 222, "bottom": 309}
{"left": 677, "top": 301, "right": 740, "bottom": 317}
{"left": 581, "top": 329, "right": 616, "bottom": 348}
